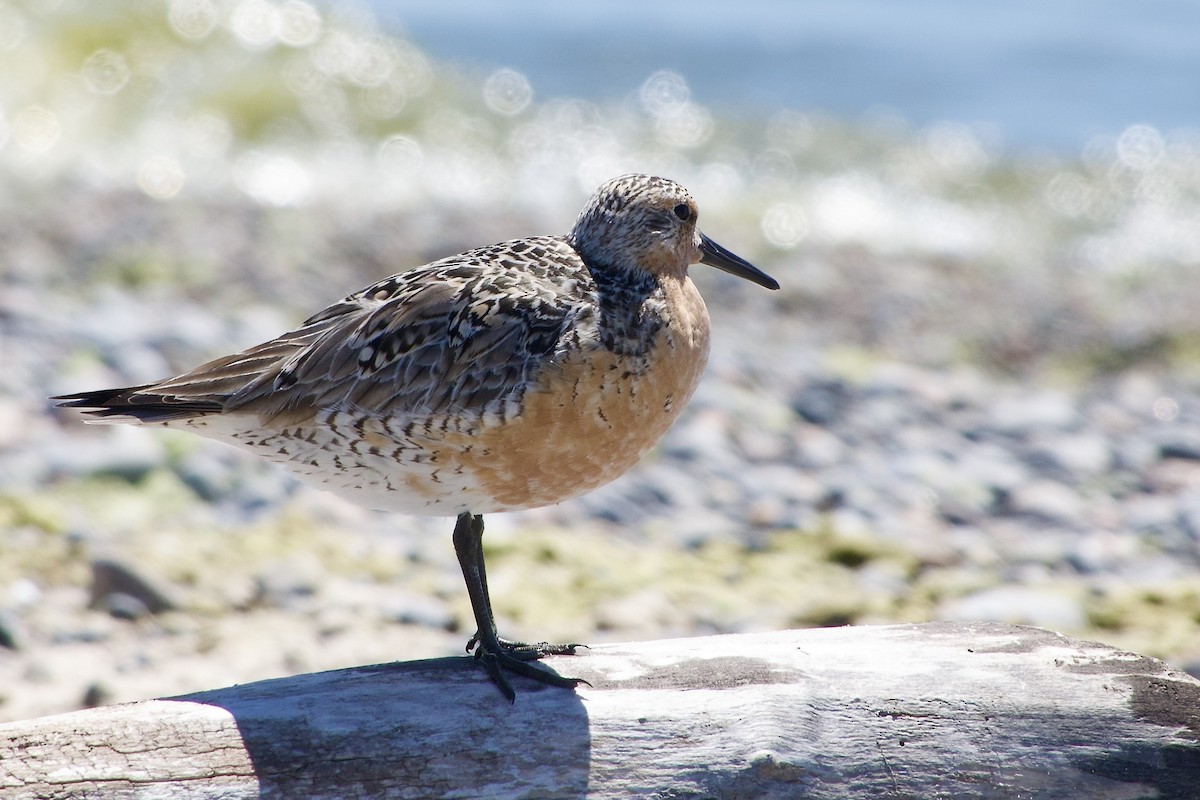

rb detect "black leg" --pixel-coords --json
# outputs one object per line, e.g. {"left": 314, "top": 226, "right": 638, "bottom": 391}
{"left": 451, "top": 512, "right": 586, "bottom": 702}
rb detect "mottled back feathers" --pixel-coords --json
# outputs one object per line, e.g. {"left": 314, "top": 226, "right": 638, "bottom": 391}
{"left": 60, "top": 233, "right": 664, "bottom": 427}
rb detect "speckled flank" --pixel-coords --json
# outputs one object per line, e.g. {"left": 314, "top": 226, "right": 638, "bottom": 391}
{"left": 55, "top": 174, "right": 773, "bottom": 518}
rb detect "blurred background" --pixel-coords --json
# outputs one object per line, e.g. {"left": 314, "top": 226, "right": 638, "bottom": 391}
{"left": 1, "top": 0, "right": 1199, "bottom": 721}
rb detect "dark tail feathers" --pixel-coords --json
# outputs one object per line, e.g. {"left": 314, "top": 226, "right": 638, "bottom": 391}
{"left": 52, "top": 386, "right": 223, "bottom": 423}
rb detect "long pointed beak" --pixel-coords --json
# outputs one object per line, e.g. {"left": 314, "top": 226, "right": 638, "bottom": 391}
{"left": 699, "top": 233, "right": 779, "bottom": 290}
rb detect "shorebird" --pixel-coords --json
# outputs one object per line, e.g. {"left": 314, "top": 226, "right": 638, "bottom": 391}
{"left": 55, "top": 173, "right": 779, "bottom": 700}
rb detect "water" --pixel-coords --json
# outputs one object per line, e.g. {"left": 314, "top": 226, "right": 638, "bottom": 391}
{"left": 372, "top": 0, "right": 1200, "bottom": 154}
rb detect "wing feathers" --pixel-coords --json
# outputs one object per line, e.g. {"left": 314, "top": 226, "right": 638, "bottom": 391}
{"left": 54, "top": 238, "right": 585, "bottom": 427}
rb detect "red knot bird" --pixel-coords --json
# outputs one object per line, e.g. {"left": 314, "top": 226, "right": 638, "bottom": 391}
{"left": 54, "top": 173, "right": 779, "bottom": 700}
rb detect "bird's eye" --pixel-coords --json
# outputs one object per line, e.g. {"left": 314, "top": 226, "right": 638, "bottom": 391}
{"left": 673, "top": 203, "right": 691, "bottom": 221}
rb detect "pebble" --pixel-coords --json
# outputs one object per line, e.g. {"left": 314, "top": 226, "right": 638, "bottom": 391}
{"left": 1068, "top": 530, "right": 1142, "bottom": 574}
{"left": 793, "top": 425, "right": 846, "bottom": 469}
{"left": 1006, "top": 480, "right": 1087, "bottom": 525}
{"left": 252, "top": 554, "right": 324, "bottom": 610}
{"left": 985, "top": 390, "right": 1079, "bottom": 435}
{"left": 1111, "top": 435, "right": 1160, "bottom": 472}
{"left": 89, "top": 559, "right": 178, "bottom": 616}
{"left": 0, "top": 611, "right": 24, "bottom": 650}
{"left": 660, "top": 408, "right": 730, "bottom": 463}
{"left": 939, "top": 586, "right": 1085, "bottom": 630}
{"left": 0, "top": 400, "right": 25, "bottom": 449}
{"left": 791, "top": 378, "right": 851, "bottom": 425}
{"left": 94, "top": 592, "right": 153, "bottom": 622}
{"left": 1031, "top": 432, "right": 1112, "bottom": 479}
{"left": 383, "top": 591, "right": 456, "bottom": 632}
{"left": 1154, "top": 429, "right": 1200, "bottom": 461}
{"left": 81, "top": 682, "right": 115, "bottom": 710}
{"left": 43, "top": 427, "right": 168, "bottom": 484}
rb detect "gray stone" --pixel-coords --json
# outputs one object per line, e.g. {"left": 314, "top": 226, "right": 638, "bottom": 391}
{"left": 1111, "top": 434, "right": 1160, "bottom": 472}
{"left": 383, "top": 591, "right": 455, "bottom": 631}
{"left": 252, "top": 554, "right": 323, "bottom": 610}
{"left": 660, "top": 411, "right": 730, "bottom": 463}
{"left": 955, "top": 443, "right": 1030, "bottom": 493}
{"left": 791, "top": 378, "right": 851, "bottom": 425}
{"left": 1068, "top": 530, "right": 1142, "bottom": 574}
{"left": 0, "top": 611, "right": 24, "bottom": 650}
{"left": 1006, "top": 480, "right": 1086, "bottom": 525}
{"left": 986, "top": 391, "right": 1079, "bottom": 435}
{"left": 89, "top": 559, "right": 177, "bottom": 615}
{"left": 95, "top": 592, "right": 152, "bottom": 622}
{"left": 793, "top": 425, "right": 846, "bottom": 469}
{"left": 44, "top": 428, "right": 167, "bottom": 482}
{"left": 1154, "top": 427, "right": 1200, "bottom": 461}
{"left": 939, "top": 586, "right": 1085, "bottom": 630}
{"left": 1031, "top": 432, "right": 1112, "bottom": 479}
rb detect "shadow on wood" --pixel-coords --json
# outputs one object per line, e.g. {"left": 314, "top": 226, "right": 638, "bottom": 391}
{"left": 2, "top": 622, "right": 1199, "bottom": 799}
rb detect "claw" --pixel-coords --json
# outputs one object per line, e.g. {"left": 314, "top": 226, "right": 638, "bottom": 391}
{"left": 464, "top": 634, "right": 589, "bottom": 701}
{"left": 453, "top": 512, "right": 587, "bottom": 701}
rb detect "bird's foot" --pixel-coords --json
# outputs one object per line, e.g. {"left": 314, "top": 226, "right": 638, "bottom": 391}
{"left": 465, "top": 632, "right": 589, "bottom": 702}
{"left": 466, "top": 633, "right": 585, "bottom": 660}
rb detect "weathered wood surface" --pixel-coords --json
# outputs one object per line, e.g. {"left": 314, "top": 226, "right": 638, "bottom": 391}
{"left": 1, "top": 622, "right": 1197, "bottom": 799}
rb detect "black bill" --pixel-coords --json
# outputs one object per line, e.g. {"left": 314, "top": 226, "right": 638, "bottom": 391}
{"left": 698, "top": 233, "right": 779, "bottom": 290}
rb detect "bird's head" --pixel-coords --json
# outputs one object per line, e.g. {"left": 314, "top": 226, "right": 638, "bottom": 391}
{"left": 568, "top": 173, "right": 778, "bottom": 290}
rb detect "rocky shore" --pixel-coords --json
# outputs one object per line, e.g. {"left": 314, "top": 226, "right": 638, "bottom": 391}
{"left": 1, "top": 3, "right": 1198, "bottom": 723}
{"left": 2, "top": 180, "right": 1199, "bottom": 723}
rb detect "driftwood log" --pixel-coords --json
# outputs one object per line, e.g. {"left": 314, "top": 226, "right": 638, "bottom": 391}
{"left": 1, "top": 622, "right": 1198, "bottom": 799}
